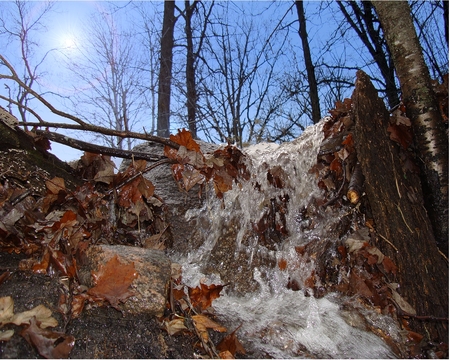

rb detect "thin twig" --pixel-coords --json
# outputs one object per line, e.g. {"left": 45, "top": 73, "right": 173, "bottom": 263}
{"left": 377, "top": 233, "right": 399, "bottom": 252}
{"left": 397, "top": 203, "right": 414, "bottom": 234}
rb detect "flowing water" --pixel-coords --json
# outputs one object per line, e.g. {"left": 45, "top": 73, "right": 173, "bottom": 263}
{"left": 173, "top": 121, "right": 402, "bottom": 358}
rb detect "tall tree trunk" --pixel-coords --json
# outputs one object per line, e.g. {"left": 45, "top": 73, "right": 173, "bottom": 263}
{"left": 185, "top": 1, "right": 197, "bottom": 138}
{"left": 372, "top": 1, "right": 449, "bottom": 255}
{"left": 443, "top": 0, "right": 449, "bottom": 48}
{"left": 157, "top": 0, "right": 176, "bottom": 138}
{"left": 352, "top": 70, "right": 448, "bottom": 346}
{"left": 295, "top": 1, "right": 321, "bottom": 123}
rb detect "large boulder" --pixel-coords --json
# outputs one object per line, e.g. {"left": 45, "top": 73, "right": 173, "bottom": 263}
{"left": 121, "top": 141, "right": 219, "bottom": 256}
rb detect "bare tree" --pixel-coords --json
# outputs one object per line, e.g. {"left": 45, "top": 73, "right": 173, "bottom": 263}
{"left": 336, "top": 1, "right": 399, "bottom": 109}
{"left": 410, "top": 1, "right": 448, "bottom": 82}
{"left": 64, "top": 8, "right": 149, "bottom": 150}
{"left": 0, "top": 0, "right": 55, "bottom": 130}
{"left": 135, "top": 2, "right": 163, "bottom": 136}
{"left": 372, "top": 1, "right": 448, "bottom": 255}
{"left": 176, "top": 0, "right": 214, "bottom": 139}
{"left": 157, "top": 1, "right": 177, "bottom": 138}
{"left": 295, "top": 0, "right": 321, "bottom": 124}
{"left": 197, "top": 2, "right": 295, "bottom": 146}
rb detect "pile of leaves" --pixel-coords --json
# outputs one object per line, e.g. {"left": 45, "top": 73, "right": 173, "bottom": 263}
{"left": 0, "top": 126, "right": 254, "bottom": 358}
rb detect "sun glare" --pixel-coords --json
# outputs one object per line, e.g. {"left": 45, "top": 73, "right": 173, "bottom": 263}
{"left": 59, "top": 33, "right": 78, "bottom": 50}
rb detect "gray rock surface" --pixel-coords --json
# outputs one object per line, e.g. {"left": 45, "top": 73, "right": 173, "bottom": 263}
{"left": 78, "top": 244, "right": 172, "bottom": 316}
{"left": 121, "top": 141, "right": 219, "bottom": 255}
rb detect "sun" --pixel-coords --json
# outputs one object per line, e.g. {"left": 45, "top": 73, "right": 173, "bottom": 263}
{"left": 59, "top": 33, "right": 78, "bottom": 50}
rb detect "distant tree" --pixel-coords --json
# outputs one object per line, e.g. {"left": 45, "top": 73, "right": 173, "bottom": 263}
{"left": 372, "top": 1, "right": 448, "bottom": 254}
{"left": 64, "top": 8, "right": 148, "bottom": 150}
{"left": 410, "top": 1, "right": 448, "bottom": 82}
{"left": 0, "top": 0, "right": 55, "bottom": 130}
{"left": 177, "top": 0, "right": 213, "bottom": 139}
{"left": 197, "top": 2, "right": 294, "bottom": 146}
{"left": 295, "top": 0, "right": 321, "bottom": 124}
{"left": 157, "top": 0, "right": 177, "bottom": 138}
{"left": 337, "top": 1, "right": 399, "bottom": 109}
{"left": 135, "top": 2, "right": 163, "bottom": 136}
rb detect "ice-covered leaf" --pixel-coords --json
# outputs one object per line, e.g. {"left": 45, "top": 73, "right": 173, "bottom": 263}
{"left": 87, "top": 255, "right": 138, "bottom": 310}
{"left": 182, "top": 166, "right": 205, "bottom": 192}
{"left": 20, "top": 317, "right": 75, "bottom": 359}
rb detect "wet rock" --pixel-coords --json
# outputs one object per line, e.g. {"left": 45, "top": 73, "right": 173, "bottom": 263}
{"left": 121, "top": 141, "right": 219, "bottom": 254}
{"left": 78, "top": 244, "right": 171, "bottom": 316}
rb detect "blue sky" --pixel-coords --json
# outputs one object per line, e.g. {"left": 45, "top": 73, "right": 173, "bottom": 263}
{"left": 0, "top": 1, "right": 447, "bottom": 162}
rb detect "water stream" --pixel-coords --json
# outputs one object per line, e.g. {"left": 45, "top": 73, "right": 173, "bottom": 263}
{"left": 172, "top": 121, "right": 402, "bottom": 358}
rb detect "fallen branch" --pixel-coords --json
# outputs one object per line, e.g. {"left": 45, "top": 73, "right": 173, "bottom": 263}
{"left": 35, "top": 130, "right": 177, "bottom": 160}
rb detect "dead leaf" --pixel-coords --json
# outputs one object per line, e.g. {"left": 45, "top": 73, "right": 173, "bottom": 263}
{"left": 366, "top": 246, "right": 385, "bottom": 264}
{"left": 87, "top": 255, "right": 138, "bottom": 310}
{"left": 387, "top": 283, "right": 417, "bottom": 315}
{"left": 217, "top": 326, "right": 246, "bottom": 357}
{"left": 170, "top": 129, "right": 201, "bottom": 152}
{"left": 0, "top": 296, "right": 14, "bottom": 324}
{"left": 164, "top": 318, "right": 188, "bottom": 336}
{"left": 10, "top": 304, "right": 58, "bottom": 329}
{"left": 45, "top": 177, "right": 66, "bottom": 195}
{"left": 189, "top": 283, "right": 224, "bottom": 311}
{"left": 21, "top": 317, "right": 75, "bottom": 359}
{"left": 192, "top": 314, "right": 227, "bottom": 342}
{"left": 387, "top": 124, "right": 413, "bottom": 149}
{"left": 0, "top": 296, "right": 58, "bottom": 329}
{"left": 0, "top": 329, "right": 14, "bottom": 341}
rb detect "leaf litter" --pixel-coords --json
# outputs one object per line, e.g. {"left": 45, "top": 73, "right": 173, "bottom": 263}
{"left": 1, "top": 105, "right": 446, "bottom": 358}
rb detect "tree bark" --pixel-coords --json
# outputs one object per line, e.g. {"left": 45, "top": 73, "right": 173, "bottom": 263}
{"left": 157, "top": 0, "right": 176, "bottom": 138}
{"left": 352, "top": 70, "right": 448, "bottom": 344}
{"left": 295, "top": 1, "right": 321, "bottom": 123}
{"left": 372, "top": 1, "right": 449, "bottom": 255}
{"left": 185, "top": 1, "right": 198, "bottom": 138}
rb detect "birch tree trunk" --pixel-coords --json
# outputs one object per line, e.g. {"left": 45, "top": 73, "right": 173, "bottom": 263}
{"left": 372, "top": 1, "right": 449, "bottom": 255}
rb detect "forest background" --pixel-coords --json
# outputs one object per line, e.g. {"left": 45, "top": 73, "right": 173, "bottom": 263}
{"left": 0, "top": 0, "right": 447, "bottom": 162}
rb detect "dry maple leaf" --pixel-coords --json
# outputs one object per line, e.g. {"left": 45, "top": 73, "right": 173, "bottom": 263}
{"left": 87, "top": 255, "right": 138, "bottom": 310}
{"left": 170, "top": 129, "right": 201, "bottom": 152}
{"left": 189, "top": 283, "right": 224, "bottom": 311}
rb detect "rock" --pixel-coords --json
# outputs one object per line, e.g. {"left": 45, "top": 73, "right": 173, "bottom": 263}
{"left": 78, "top": 244, "right": 172, "bottom": 316}
{"left": 121, "top": 141, "right": 219, "bottom": 254}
